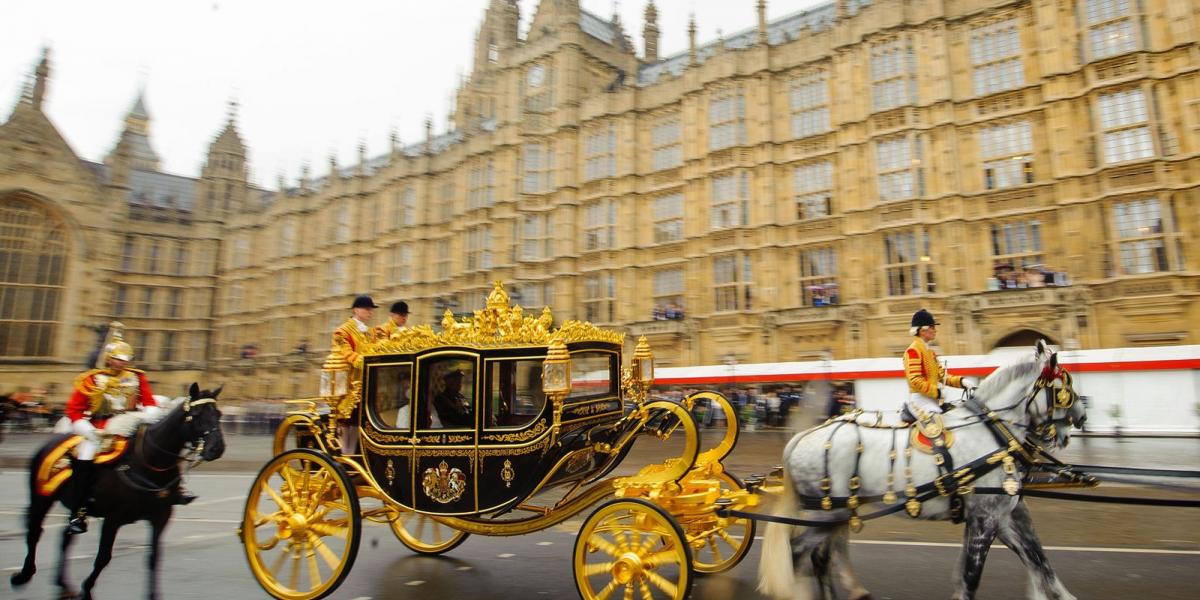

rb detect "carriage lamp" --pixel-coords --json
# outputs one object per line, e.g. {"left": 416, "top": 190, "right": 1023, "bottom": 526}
{"left": 632, "top": 336, "right": 655, "bottom": 386}
{"left": 320, "top": 349, "right": 351, "bottom": 399}
{"left": 542, "top": 339, "right": 572, "bottom": 395}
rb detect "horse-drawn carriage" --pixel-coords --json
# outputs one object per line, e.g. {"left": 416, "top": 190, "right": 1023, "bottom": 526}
{"left": 240, "top": 283, "right": 759, "bottom": 599}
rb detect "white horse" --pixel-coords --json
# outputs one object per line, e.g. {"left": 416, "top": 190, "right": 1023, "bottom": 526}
{"left": 759, "top": 341, "right": 1086, "bottom": 600}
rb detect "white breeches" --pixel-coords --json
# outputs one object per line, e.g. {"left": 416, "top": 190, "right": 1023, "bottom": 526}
{"left": 906, "top": 392, "right": 943, "bottom": 419}
{"left": 76, "top": 437, "right": 99, "bottom": 460}
{"left": 340, "top": 425, "right": 359, "bottom": 455}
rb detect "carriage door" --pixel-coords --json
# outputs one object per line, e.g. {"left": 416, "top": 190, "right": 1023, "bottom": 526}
{"left": 412, "top": 352, "right": 479, "bottom": 515}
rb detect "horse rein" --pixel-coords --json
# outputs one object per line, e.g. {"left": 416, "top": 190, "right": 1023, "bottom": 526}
{"left": 138, "top": 398, "right": 219, "bottom": 472}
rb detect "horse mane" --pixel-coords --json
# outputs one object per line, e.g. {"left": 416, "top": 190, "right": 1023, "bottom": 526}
{"left": 974, "top": 356, "right": 1040, "bottom": 401}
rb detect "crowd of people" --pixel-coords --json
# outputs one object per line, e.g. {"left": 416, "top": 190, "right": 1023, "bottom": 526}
{"left": 989, "top": 263, "right": 1069, "bottom": 290}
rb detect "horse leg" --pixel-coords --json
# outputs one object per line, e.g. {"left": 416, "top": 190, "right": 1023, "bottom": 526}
{"left": 54, "top": 523, "right": 79, "bottom": 598}
{"left": 996, "top": 501, "right": 1075, "bottom": 600}
{"left": 951, "top": 505, "right": 1001, "bottom": 600}
{"left": 10, "top": 490, "right": 54, "bottom": 587}
{"left": 79, "top": 519, "right": 119, "bottom": 600}
{"left": 787, "top": 526, "right": 837, "bottom": 600}
{"left": 146, "top": 510, "right": 171, "bottom": 600}
{"left": 810, "top": 533, "right": 836, "bottom": 600}
{"left": 829, "top": 524, "right": 872, "bottom": 600}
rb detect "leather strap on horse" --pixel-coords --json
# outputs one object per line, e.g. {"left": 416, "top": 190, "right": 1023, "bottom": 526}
{"left": 970, "top": 487, "right": 1200, "bottom": 508}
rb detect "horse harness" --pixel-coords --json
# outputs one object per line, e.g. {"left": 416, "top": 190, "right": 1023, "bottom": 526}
{"left": 799, "top": 373, "right": 1081, "bottom": 531}
{"left": 119, "top": 397, "right": 218, "bottom": 498}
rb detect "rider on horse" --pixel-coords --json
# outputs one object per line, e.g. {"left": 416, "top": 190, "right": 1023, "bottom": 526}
{"left": 64, "top": 323, "right": 192, "bottom": 535}
{"left": 903, "top": 309, "right": 974, "bottom": 422}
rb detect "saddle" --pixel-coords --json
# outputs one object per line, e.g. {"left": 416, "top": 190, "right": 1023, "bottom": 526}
{"left": 34, "top": 434, "right": 130, "bottom": 497}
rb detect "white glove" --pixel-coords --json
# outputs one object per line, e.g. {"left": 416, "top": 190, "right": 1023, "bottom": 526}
{"left": 72, "top": 419, "right": 100, "bottom": 443}
{"left": 140, "top": 405, "right": 164, "bottom": 422}
{"left": 962, "top": 376, "right": 980, "bottom": 389}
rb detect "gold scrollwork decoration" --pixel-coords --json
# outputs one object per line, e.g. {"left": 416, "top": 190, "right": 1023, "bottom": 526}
{"left": 483, "top": 420, "right": 547, "bottom": 443}
{"left": 385, "top": 459, "right": 395, "bottom": 486}
{"left": 478, "top": 437, "right": 551, "bottom": 458}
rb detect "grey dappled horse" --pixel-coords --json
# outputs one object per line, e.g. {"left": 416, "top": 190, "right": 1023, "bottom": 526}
{"left": 759, "top": 341, "right": 1086, "bottom": 600}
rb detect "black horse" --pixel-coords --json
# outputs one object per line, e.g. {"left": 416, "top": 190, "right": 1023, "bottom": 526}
{"left": 10, "top": 383, "right": 225, "bottom": 599}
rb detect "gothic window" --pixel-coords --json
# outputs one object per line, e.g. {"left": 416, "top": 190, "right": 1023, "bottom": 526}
{"left": 1097, "top": 88, "right": 1155, "bottom": 164}
{"left": 970, "top": 18, "right": 1024, "bottom": 96}
{"left": 876, "top": 135, "right": 923, "bottom": 201}
{"left": 1083, "top": 0, "right": 1141, "bottom": 61}
{"left": 870, "top": 37, "right": 914, "bottom": 111}
{"left": 582, "top": 272, "right": 616, "bottom": 323}
{"left": 652, "top": 268, "right": 685, "bottom": 316}
{"left": 584, "top": 123, "right": 617, "bottom": 181}
{"left": 521, "top": 213, "right": 554, "bottom": 261}
{"left": 711, "top": 172, "right": 749, "bottom": 230}
{"left": 979, "top": 120, "right": 1034, "bottom": 189}
{"left": 884, "top": 229, "right": 935, "bottom": 296}
{"left": 0, "top": 197, "right": 67, "bottom": 358}
{"left": 794, "top": 161, "right": 834, "bottom": 219}
{"left": 1110, "top": 198, "right": 1184, "bottom": 274}
{"left": 799, "top": 246, "right": 839, "bottom": 306}
{"left": 708, "top": 86, "right": 747, "bottom": 151}
{"left": 652, "top": 192, "right": 684, "bottom": 244}
{"left": 713, "top": 253, "right": 752, "bottom": 312}
{"left": 651, "top": 115, "right": 682, "bottom": 171}
{"left": 465, "top": 225, "right": 493, "bottom": 272}
{"left": 790, "top": 71, "right": 830, "bottom": 138}
{"left": 583, "top": 199, "right": 616, "bottom": 251}
{"left": 522, "top": 141, "right": 555, "bottom": 193}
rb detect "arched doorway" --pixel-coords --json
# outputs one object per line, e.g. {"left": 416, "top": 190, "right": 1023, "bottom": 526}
{"left": 0, "top": 195, "right": 68, "bottom": 358}
{"left": 990, "top": 329, "right": 1058, "bottom": 356}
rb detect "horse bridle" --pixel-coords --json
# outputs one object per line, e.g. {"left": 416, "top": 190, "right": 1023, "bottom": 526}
{"left": 182, "top": 397, "right": 220, "bottom": 459}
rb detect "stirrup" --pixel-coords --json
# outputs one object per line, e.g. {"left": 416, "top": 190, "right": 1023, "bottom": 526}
{"left": 173, "top": 487, "right": 198, "bottom": 506}
{"left": 67, "top": 512, "right": 89, "bottom": 535}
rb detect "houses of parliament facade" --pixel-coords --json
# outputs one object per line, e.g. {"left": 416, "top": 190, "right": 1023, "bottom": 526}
{"left": 1, "top": 0, "right": 1197, "bottom": 400}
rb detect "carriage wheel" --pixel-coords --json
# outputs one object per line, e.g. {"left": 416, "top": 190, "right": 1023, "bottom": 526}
{"left": 389, "top": 505, "right": 469, "bottom": 555}
{"left": 573, "top": 498, "right": 693, "bottom": 600}
{"left": 691, "top": 471, "right": 756, "bottom": 574}
{"left": 241, "top": 449, "right": 361, "bottom": 600}
{"left": 272, "top": 415, "right": 320, "bottom": 456}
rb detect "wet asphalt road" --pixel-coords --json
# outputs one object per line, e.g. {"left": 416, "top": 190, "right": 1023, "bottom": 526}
{"left": 1, "top": 431, "right": 1197, "bottom": 600}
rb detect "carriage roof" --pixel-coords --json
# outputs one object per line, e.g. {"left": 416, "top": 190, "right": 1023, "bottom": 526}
{"left": 365, "top": 282, "right": 623, "bottom": 356}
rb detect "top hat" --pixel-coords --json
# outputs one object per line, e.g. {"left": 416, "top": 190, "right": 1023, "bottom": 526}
{"left": 390, "top": 301, "right": 410, "bottom": 315}
{"left": 911, "top": 309, "right": 939, "bottom": 329}
{"left": 351, "top": 295, "right": 379, "bottom": 309}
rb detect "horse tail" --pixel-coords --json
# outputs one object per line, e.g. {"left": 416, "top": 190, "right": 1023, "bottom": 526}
{"left": 758, "top": 434, "right": 811, "bottom": 600}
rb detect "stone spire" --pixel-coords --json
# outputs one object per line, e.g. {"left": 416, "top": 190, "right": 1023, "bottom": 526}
{"left": 424, "top": 115, "right": 434, "bottom": 154}
{"left": 757, "top": 0, "right": 768, "bottom": 46}
{"left": 31, "top": 48, "right": 50, "bottom": 111}
{"left": 105, "top": 88, "right": 161, "bottom": 172}
{"left": 688, "top": 14, "right": 698, "bottom": 66}
{"left": 643, "top": 1, "right": 660, "bottom": 62}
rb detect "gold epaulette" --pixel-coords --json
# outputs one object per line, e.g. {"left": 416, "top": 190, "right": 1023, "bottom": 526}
{"left": 73, "top": 369, "right": 105, "bottom": 394}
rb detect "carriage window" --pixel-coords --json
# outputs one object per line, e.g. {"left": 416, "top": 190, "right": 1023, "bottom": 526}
{"left": 368, "top": 363, "right": 413, "bottom": 430}
{"left": 485, "top": 359, "right": 547, "bottom": 429}
{"left": 418, "top": 357, "right": 476, "bottom": 430}
{"left": 567, "top": 352, "right": 616, "bottom": 402}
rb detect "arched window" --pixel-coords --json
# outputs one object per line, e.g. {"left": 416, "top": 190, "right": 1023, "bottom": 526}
{"left": 0, "top": 197, "right": 68, "bottom": 358}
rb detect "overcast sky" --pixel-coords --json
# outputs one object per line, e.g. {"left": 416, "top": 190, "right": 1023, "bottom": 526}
{"left": 1, "top": 0, "right": 824, "bottom": 186}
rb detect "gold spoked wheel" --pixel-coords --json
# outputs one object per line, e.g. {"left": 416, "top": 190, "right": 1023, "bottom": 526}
{"left": 691, "top": 471, "right": 756, "bottom": 574}
{"left": 574, "top": 498, "right": 693, "bottom": 600}
{"left": 241, "top": 449, "right": 361, "bottom": 600}
{"left": 389, "top": 506, "right": 469, "bottom": 555}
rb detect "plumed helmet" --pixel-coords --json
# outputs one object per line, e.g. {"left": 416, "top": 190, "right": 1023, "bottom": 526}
{"left": 911, "top": 309, "right": 939, "bottom": 329}
{"left": 105, "top": 340, "right": 134, "bottom": 362}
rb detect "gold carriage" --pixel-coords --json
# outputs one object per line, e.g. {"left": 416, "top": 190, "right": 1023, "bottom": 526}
{"left": 238, "top": 283, "right": 762, "bottom": 600}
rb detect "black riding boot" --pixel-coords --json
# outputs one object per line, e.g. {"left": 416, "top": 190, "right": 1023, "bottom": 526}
{"left": 172, "top": 483, "right": 197, "bottom": 506}
{"left": 66, "top": 459, "right": 95, "bottom": 535}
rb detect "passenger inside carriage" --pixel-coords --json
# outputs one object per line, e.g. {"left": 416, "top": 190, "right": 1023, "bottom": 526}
{"left": 485, "top": 360, "right": 547, "bottom": 429}
{"left": 419, "top": 361, "right": 475, "bottom": 430}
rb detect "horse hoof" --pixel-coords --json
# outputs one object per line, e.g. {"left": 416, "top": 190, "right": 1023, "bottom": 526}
{"left": 10, "top": 570, "right": 33, "bottom": 587}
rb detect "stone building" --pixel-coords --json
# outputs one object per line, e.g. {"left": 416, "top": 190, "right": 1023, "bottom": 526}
{"left": 1, "top": 0, "right": 1197, "bottom": 401}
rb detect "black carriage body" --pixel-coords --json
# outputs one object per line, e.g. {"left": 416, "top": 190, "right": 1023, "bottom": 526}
{"left": 359, "top": 341, "right": 627, "bottom": 516}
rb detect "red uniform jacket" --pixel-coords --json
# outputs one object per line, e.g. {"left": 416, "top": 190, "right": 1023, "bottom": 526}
{"left": 66, "top": 368, "right": 156, "bottom": 427}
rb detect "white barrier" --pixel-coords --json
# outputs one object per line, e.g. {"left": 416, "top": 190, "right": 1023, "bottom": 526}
{"left": 656, "top": 345, "right": 1200, "bottom": 435}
